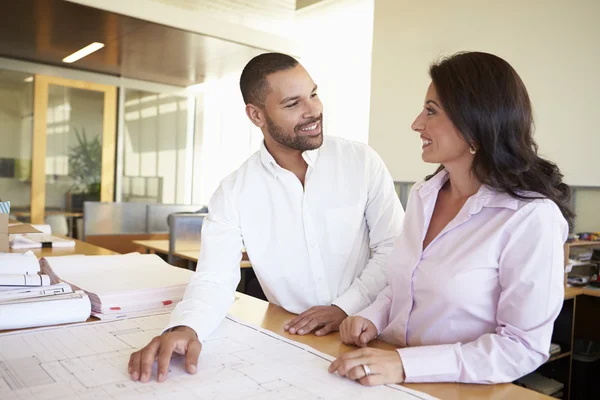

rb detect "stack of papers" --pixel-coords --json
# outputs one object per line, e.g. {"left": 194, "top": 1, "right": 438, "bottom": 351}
{"left": 0, "top": 251, "right": 91, "bottom": 330}
{"left": 10, "top": 234, "right": 76, "bottom": 249}
{"left": 0, "top": 250, "right": 41, "bottom": 274}
{"left": 41, "top": 253, "right": 194, "bottom": 319}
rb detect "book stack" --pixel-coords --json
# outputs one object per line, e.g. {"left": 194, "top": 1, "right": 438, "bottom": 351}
{"left": 10, "top": 234, "right": 76, "bottom": 249}
{"left": 41, "top": 253, "right": 194, "bottom": 320}
{"left": 0, "top": 251, "right": 91, "bottom": 330}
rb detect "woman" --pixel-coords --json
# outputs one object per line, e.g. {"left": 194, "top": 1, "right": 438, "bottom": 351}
{"left": 328, "top": 52, "right": 574, "bottom": 385}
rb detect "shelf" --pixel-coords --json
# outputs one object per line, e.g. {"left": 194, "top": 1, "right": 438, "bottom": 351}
{"left": 546, "top": 351, "right": 571, "bottom": 364}
{"left": 567, "top": 240, "right": 600, "bottom": 247}
{"left": 564, "top": 286, "right": 582, "bottom": 299}
{"left": 582, "top": 286, "right": 600, "bottom": 298}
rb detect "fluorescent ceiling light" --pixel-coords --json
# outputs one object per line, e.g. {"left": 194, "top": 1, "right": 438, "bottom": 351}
{"left": 62, "top": 42, "right": 105, "bottom": 63}
{"left": 23, "top": 76, "right": 34, "bottom": 82}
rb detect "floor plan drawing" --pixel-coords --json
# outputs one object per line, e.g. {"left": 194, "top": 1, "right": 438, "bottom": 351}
{"left": 0, "top": 314, "right": 436, "bottom": 399}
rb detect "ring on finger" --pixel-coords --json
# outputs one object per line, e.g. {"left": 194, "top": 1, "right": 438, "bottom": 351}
{"left": 362, "top": 364, "right": 371, "bottom": 377}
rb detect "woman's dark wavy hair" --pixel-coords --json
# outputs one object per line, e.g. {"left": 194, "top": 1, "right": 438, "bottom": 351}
{"left": 427, "top": 51, "right": 574, "bottom": 227}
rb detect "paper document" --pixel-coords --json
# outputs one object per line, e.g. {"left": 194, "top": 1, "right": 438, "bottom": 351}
{"left": 0, "top": 283, "right": 73, "bottom": 300}
{"left": 10, "top": 234, "right": 76, "bottom": 249}
{"left": 42, "top": 253, "right": 193, "bottom": 318}
{"left": 0, "top": 314, "right": 437, "bottom": 399}
{"left": 0, "top": 290, "right": 90, "bottom": 330}
{"left": 0, "top": 251, "right": 40, "bottom": 274}
{"left": 0, "top": 274, "right": 50, "bottom": 287}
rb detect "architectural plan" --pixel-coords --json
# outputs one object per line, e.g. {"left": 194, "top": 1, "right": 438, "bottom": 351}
{"left": 0, "top": 314, "right": 437, "bottom": 399}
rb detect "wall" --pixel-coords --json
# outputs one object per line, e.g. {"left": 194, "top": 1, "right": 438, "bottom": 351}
{"left": 190, "top": 59, "right": 264, "bottom": 206}
{"left": 369, "top": 0, "right": 600, "bottom": 187}
{"left": 573, "top": 190, "right": 600, "bottom": 233}
{"left": 296, "top": 0, "right": 374, "bottom": 143}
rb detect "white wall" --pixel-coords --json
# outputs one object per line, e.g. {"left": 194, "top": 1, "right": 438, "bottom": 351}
{"left": 191, "top": 71, "right": 264, "bottom": 206}
{"left": 369, "top": 0, "right": 600, "bottom": 187}
{"left": 574, "top": 190, "right": 600, "bottom": 233}
{"left": 296, "top": 0, "right": 374, "bottom": 143}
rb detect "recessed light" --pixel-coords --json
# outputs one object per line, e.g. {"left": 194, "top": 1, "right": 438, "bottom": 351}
{"left": 62, "top": 42, "right": 105, "bottom": 63}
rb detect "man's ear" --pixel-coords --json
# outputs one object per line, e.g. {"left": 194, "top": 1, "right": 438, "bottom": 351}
{"left": 245, "top": 104, "right": 266, "bottom": 128}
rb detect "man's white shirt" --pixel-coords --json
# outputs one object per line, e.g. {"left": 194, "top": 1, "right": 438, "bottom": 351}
{"left": 166, "top": 135, "right": 404, "bottom": 340}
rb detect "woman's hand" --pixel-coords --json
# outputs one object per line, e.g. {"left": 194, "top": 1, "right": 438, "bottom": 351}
{"left": 328, "top": 348, "right": 406, "bottom": 386}
{"left": 339, "top": 316, "right": 378, "bottom": 347}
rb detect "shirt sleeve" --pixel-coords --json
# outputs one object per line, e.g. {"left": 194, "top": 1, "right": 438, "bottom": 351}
{"left": 164, "top": 181, "right": 244, "bottom": 342}
{"left": 355, "top": 284, "right": 394, "bottom": 334}
{"left": 332, "top": 146, "right": 404, "bottom": 315}
{"left": 398, "top": 200, "right": 568, "bottom": 383}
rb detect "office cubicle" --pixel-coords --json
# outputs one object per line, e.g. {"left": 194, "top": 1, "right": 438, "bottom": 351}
{"left": 82, "top": 202, "right": 205, "bottom": 253}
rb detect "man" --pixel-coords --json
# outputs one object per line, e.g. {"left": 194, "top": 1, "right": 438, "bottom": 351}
{"left": 129, "top": 53, "right": 403, "bottom": 383}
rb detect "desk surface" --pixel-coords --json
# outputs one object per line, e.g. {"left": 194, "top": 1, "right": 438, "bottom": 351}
{"left": 8, "top": 236, "right": 117, "bottom": 257}
{"left": 229, "top": 292, "right": 549, "bottom": 400}
{"left": 4, "top": 240, "right": 550, "bottom": 399}
{"left": 134, "top": 239, "right": 248, "bottom": 259}
{"left": 565, "top": 285, "right": 600, "bottom": 299}
{"left": 11, "top": 210, "right": 83, "bottom": 218}
{"left": 175, "top": 249, "right": 252, "bottom": 268}
{"left": 133, "top": 239, "right": 198, "bottom": 254}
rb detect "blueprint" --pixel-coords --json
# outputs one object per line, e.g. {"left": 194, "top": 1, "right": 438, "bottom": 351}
{"left": 0, "top": 314, "right": 437, "bottom": 399}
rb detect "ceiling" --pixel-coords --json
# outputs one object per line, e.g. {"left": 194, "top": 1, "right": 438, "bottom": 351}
{"left": 0, "top": 0, "right": 267, "bottom": 87}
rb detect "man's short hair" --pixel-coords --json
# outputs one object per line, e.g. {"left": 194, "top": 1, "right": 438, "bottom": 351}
{"left": 240, "top": 52, "right": 299, "bottom": 106}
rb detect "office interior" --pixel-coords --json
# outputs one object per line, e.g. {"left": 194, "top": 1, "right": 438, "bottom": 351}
{"left": 1, "top": 0, "right": 599, "bottom": 399}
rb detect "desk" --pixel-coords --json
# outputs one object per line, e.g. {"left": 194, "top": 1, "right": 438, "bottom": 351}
{"left": 0, "top": 290, "right": 550, "bottom": 399}
{"left": 229, "top": 293, "right": 548, "bottom": 400}
{"left": 175, "top": 249, "right": 252, "bottom": 269}
{"left": 8, "top": 236, "right": 117, "bottom": 257}
{"left": 133, "top": 239, "right": 213, "bottom": 255}
{"left": 0, "top": 242, "right": 558, "bottom": 399}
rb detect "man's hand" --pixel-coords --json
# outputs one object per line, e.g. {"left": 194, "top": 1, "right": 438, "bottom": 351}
{"left": 128, "top": 326, "right": 201, "bottom": 383}
{"left": 284, "top": 305, "right": 347, "bottom": 336}
{"left": 339, "top": 316, "right": 378, "bottom": 347}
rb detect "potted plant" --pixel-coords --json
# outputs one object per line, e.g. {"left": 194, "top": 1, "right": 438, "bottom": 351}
{"left": 67, "top": 127, "right": 102, "bottom": 211}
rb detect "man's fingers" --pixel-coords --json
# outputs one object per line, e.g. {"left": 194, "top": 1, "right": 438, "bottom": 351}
{"left": 296, "top": 318, "right": 321, "bottom": 335}
{"left": 285, "top": 308, "right": 318, "bottom": 332}
{"left": 315, "top": 323, "right": 335, "bottom": 337}
{"left": 129, "top": 351, "right": 142, "bottom": 381}
{"left": 287, "top": 314, "right": 316, "bottom": 335}
{"left": 139, "top": 339, "right": 161, "bottom": 382}
{"left": 185, "top": 339, "right": 202, "bottom": 374}
{"left": 156, "top": 340, "right": 177, "bottom": 382}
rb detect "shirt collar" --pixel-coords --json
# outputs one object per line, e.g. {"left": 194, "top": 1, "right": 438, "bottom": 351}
{"left": 418, "top": 168, "right": 520, "bottom": 215}
{"left": 259, "top": 140, "right": 321, "bottom": 177}
{"left": 302, "top": 147, "right": 320, "bottom": 167}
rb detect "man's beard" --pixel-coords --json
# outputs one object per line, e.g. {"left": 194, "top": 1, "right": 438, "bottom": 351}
{"left": 265, "top": 114, "right": 324, "bottom": 151}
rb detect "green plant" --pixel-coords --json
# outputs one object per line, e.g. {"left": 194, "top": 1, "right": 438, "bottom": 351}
{"left": 68, "top": 127, "right": 101, "bottom": 195}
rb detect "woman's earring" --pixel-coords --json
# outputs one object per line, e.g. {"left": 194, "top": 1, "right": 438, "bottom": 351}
{"left": 469, "top": 145, "right": 477, "bottom": 155}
